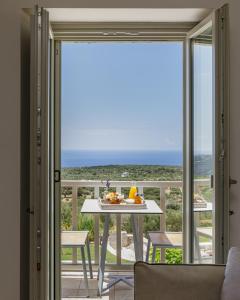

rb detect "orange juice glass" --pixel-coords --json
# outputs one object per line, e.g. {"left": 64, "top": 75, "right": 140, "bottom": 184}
{"left": 129, "top": 186, "right": 137, "bottom": 199}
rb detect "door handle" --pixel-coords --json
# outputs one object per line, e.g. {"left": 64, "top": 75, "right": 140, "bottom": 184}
{"left": 229, "top": 177, "right": 238, "bottom": 187}
{"left": 210, "top": 175, "right": 214, "bottom": 189}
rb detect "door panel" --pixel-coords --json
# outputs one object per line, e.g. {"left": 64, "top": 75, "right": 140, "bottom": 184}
{"left": 184, "top": 4, "right": 229, "bottom": 264}
{"left": 30, "top": 6, "right": 51, "bottom": 299}
{"left": 192, "top": 24, "right": 214, "bottom": 263}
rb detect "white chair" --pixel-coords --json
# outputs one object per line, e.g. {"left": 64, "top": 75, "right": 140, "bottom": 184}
{"left": 145, "top": 231, "right": 182, "bottom": 263}
{"left": 61, "top": 231, "right": 93, "bottom": 296}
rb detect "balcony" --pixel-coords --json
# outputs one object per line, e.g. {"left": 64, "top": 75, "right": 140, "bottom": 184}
{"left": 61, "top": 179, "right": 213, "bottom": 298}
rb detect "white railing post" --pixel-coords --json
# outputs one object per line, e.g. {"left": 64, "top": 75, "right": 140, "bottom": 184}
{"left": 116, "top": 187, "right": 122, "bottom": 265}
{"left": 160, "top": 187, "right": 166, "bottom": 262}
{"left": 138, "top": 186, "right": 144, "bottom": 260}
{"left": 94, "top": 186, "right": 100, "bottom": 264}
{"left": 72, "top": 186, "right": 78, "bottom": 264}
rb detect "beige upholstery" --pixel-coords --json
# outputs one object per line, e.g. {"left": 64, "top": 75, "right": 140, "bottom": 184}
{"left": 148, "top": 232, "right": 182, "bottom": 248}
{"left": 221, "top": 247, "right": 240, "bottom": 300}
{"left": 134, "top": 262, "right": 225, "bottom": 300}
{"left": 61, "top": 231, "right": 88, "bottom": 247}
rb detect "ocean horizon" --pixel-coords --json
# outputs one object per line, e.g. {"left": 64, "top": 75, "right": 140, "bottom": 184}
{"left": 61, "top": 150, "right": 183, "bottom": 168}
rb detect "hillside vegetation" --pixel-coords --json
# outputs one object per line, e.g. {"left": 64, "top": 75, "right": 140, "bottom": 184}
{"left": 61, "top": 165, "right": 212, "bottom": 264}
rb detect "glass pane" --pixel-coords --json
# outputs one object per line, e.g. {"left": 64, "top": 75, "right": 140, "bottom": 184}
{"left": 60, "top": 42, "right": 183, "bottom": 297}
{"left": 192, "top": 24, "right": 214, "bottom": 263}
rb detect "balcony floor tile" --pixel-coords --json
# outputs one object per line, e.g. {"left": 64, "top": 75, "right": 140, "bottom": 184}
{"left": 62, "top": 273, "right": 134, "bottom": 299}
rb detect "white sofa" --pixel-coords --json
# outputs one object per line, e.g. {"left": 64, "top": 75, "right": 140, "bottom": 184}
{"left": 134, "top": 247, "right": 240, "bottom": 300}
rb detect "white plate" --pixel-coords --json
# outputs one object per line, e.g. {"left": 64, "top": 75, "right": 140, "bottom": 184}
{"left": 124, "top": 198, "right": 135, "bottom": 204}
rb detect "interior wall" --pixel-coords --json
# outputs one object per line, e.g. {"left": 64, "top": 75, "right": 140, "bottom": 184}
{"left": 0, "top": 1, "right": 240, "bottom": 300}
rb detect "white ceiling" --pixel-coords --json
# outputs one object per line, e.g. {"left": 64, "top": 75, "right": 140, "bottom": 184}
{"left": 47, "top": 8, "right": 211, "bottom": 23}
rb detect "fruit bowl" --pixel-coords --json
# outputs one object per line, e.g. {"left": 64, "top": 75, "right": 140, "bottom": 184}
{"left": 104, "top": 192, "right": 124, "bottom": 204}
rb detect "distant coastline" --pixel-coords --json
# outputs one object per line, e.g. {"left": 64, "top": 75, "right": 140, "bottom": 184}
{"left": 61, "top": 150, "right": 183, "bottom": 168}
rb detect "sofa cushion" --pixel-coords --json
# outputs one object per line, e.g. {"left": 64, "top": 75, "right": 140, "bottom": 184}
{"left": 135, "top": 262, "right": 225, "bottom": 300}
{"left": 221, "top": 247, "right": 240, "bottom": 300}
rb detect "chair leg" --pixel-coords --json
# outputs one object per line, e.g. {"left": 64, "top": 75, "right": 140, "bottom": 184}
{"left": 195, "top": 233, "right": 202, "bottom": 263}
{"left": 152, "top": 246, "right": 156, "bottom": 263}
{"left": 146, "top": 238, "right": 151, "bottom": 262}
{"left": 160, "top": 248, "right": 165, "bottom": 263}
{"left": 86, "top": 237, "right": 93, "bottom": 279}
{"left": 80, "top": 246, "right": 89, "bottom": 297}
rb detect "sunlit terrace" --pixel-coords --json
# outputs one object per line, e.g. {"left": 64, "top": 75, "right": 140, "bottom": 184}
{"left": 61, "top": 178, "right": 213, "bottom": 298}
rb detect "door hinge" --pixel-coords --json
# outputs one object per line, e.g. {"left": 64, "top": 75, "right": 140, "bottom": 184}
{"left": 26, "top": 208, "right": 34, "bottom": 215}
{"left": 37, "top": 129, "right": 41, "bottom": 146}
{"left": 37, "top": 107, "right": 41, "bottom": 116}
{"left": 54, "top": 170, "right": 61, "bottom": 182}
{"left": 37, "top": 7, "right": 42, "bottom": 17}
{"left": 37, "top": 230, "right": 41, "bottom": 271}
{"left": 37, "top": 262, "right": 41, "bottom": 271}
{"left": 221, "top": 16, "right": 224, "bottom": 29}
{"left": 37, "top": 250, "right": 41, "bottom": 271}
{"left": 219, "top": 150, "right": 225, "bottom": 161}
{"left": 221, "top": 113, "right": 224, "bottom": 124}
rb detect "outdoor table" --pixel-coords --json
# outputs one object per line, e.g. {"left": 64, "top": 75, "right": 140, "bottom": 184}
{"left": 81, "top": 199, "right": 163, "bottom": 295}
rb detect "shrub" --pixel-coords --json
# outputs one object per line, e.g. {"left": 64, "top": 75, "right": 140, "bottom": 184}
{"left": 166, "top": 248, "right": 183, "bottom": 264}
{"left": 122, "top": 216, "right": 132, "bottom": 233}
{"left": 166, "top": 203, "right": 181, "bottom": 210}
{"left": 61, "top": 202, "right": 72, "bottom": 230}
{"left": 149, "top": 248, "right": 183, "bottom": 264}
{"left": 143, "top": 215, "right": 160, "bottom": 234}
{"left": 122, "top": 210, "right": 182, "bottom": 236}
{"left": 166, "top": 209, "right": 182, "bottom": 232}
{"left": 61, "top": 187, "right": 72, "bottom": 198}
{"left": 78, "top": 214, "right": 94, "bottom": 241}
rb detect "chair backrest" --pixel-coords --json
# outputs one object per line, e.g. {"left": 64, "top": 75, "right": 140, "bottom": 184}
{"left": 134, "top": 262, "right": 225, "bottom": 300}
{"left": 221, "top": 247, "right": 240, "bottom": 300}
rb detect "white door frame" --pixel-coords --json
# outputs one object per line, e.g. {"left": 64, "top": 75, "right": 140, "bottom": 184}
{"left": 29, "top": 6, "right": 230, "bottom": 298}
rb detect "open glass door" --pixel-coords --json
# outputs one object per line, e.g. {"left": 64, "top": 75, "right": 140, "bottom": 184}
{"left": 30, "top": 6, "right": 58, "bottom": 300}
{"left": 192, "top": 22, "right": 214, "bottom": 263}
{"left": 184, "top": 4, "right": 229, "bottom": 264}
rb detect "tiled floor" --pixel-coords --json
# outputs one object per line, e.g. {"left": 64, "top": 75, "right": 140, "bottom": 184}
{"left": 62, "top": 272, "right": 134, "bottom": 300}
{"left": 109, "top": 282, "right": 133, "bottom": 300}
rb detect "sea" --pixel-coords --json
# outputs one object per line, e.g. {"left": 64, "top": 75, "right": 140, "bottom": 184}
{"left": 61, "top": 150, "right": 182, "bottom": 168}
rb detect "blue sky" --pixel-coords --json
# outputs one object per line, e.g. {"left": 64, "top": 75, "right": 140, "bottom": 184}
{"left": 61, "top": 42, "right": 184, "bottom": 151}
{"left": 193, "top": 43, "right": 213, "bottom": 154}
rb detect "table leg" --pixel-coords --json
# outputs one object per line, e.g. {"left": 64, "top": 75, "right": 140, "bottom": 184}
{"left": 194, "top": 214, "right": 202, "bottom": 263}
{"left": 80, "top": 246, "right": 89, "bottom": 297}
{"left": 86, "top": 236, "right": 93, "bottom": 279}
{"left": 138, "top": 215, "right": 144, "bottom": 260}
{"left": 152, "top": 246, "right": 156, "bottom": 263}
{"left": 98, "top": 214, "right": 110, "bottom": 295}
{"left": 146, "top": 238, "right": 151, "bottom": 262}
{"left": 131, "top": 214, "right": 142, "bottom": 261}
